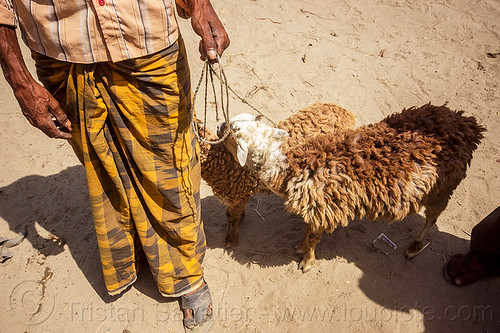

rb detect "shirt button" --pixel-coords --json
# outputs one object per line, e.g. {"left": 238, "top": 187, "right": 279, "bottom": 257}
{"left": 98, "top": 0, "right": 105, "bottom": 5}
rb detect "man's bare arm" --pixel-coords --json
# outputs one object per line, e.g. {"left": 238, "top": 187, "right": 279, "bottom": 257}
{"left": 0, "top": 25, "right": 72, "bottom": 139}
{"left": 189, "top": 0, "right": 230, "bottom": 61}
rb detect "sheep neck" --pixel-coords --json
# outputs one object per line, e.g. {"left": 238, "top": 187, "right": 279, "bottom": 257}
{"left": 246, "top": 138, "right": 289, "bottom": 197}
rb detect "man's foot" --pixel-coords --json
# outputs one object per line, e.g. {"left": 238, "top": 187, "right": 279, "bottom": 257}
{"left": 181, "top": 282, "right": 213, "bottom": 333}
{"left": 442, "top": 252, "right": 489, "bottom": 287}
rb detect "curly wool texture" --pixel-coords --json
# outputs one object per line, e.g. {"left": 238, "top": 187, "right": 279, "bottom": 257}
{"left": 279, "top": 103, "right": 355, "bottom": 149}
{"left": 198, "top": 103, "right": 356, "bottom": 249}
{"left": 198, "top": 122, "right": 266, "bottom": 208}
{"left": 198, "top": 103, "right": 356, "bottom": 206}
{"left": 284, "top": 104, "right": 485, "bottom": 232}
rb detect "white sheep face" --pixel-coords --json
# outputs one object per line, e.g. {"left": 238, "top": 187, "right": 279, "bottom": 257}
{"left": 223, "top": 113, "right": 289, "bottom": 168}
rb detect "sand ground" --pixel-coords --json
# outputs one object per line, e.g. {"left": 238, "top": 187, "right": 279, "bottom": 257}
{"left": 1, "top": 0, "right": 499, "bottom": 332}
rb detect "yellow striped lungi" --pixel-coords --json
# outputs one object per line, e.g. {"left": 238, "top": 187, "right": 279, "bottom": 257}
{"left": 32, "top": 37, "right": 206, "bottom": 297}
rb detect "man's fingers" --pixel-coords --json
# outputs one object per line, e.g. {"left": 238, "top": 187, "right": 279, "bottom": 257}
{"left": 47, "top": 96, "right": 73, "bottom": 138}
{"left": 40, "top": 114, "right": 72, "bottom": 139}
{"left": 203, "top": 39, "right": 218, "bottom": 60}
{"left": 26, "top": 103, "right": 72, "bottom": 139}
{"left": 214, "top": 36, "right": 229, "bottom": 57}
{"left": 48, "top": 98, "right": 72, "bottom": 132}
{"left": 200, "top": 33, "right": 228, "bottom": 61}
{"left": 199, "top": 40, "right": 218, "bottom": 63}
{"left": 207, "top": 49, "right": 217, "bottom": 60}
{"left": 36, "top": 116, "right": 59, "bottom": 138}
{"left": 212, "top": 27, "right": 230, "bottom": 57}
{"left": 56, "top": 131, "right": 72, "bottom": 139}
{"left": 200, "top": 24, "right": 218, "bottom": 60}
{"left": 46, "top": 124, "right": 72, "bottom": 139}
{"left": 198, "top": 40, "right": 207, "bottom": 60}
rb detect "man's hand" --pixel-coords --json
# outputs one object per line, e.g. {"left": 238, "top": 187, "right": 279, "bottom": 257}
{"left": 14, "top": 80, "right": 72, "bottom": 139}
{"left": 0, "top": 25, "right": 71, "bottom": 139}
{"left": 190, "top": 0, "right": 230, "bottom": 61}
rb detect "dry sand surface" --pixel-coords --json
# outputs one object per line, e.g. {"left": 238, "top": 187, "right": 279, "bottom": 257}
{"left": 1, "top": 0, "right": 499, "bottom": 332}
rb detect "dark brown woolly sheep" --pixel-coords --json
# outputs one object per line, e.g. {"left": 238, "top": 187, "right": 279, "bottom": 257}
{"left": 197, "top": 103, "right": 355, "bottom": 248}
{"left": 224, "top": 104, "right": 485, "bottom": 272}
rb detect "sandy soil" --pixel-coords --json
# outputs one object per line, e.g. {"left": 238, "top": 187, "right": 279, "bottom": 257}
{"left": 1, "top": 0, "right": 499, "bottom": 332}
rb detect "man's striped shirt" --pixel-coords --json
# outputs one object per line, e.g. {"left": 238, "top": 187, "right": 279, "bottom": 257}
{"left": 0, "top": 0, "right": 188, "bottom": 63}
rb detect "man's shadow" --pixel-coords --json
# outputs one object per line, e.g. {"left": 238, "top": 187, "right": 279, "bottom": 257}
{"left": 0, "top": 166, "right": 174, "bottom": 304}
{"left": 202, "top": 193, "right": 500, "bottom": 333}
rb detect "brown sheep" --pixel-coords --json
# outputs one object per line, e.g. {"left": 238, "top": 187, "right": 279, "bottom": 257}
{"left": 223, "top": 104, "right": 485, "bottom": 272}
{"left": 196, "top": 103, "right": 355, "bottom": 248}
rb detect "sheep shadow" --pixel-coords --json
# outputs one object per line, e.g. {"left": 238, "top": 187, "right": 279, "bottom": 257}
{"left": 0, "top": 165, "right": 175, "bottom": 305}
{"left": 202, "top": 193, "right": 500, "bottom": 333}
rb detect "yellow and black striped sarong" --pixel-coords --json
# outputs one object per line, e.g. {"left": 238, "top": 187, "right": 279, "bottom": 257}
{"left": 32, "top": 37, "right": 206, "bottom": 297}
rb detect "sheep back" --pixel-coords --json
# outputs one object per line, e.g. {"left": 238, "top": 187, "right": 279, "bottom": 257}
{"left": 284, "top": 104, "right": 484, "bottom": 232}
{"left": 278, "top": 103, "right": 355, "bottom": 149}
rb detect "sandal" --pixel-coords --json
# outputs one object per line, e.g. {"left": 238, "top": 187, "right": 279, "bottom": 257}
{"left": 180, "top": 283, "right": 214, "bottom": 333}
{"left": 442, "top": 252, "right": 489, "bottom": 287}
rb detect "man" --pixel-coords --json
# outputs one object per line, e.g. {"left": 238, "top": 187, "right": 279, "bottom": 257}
{"left": 0, "top": 0, "right": 229, "bottom": 331}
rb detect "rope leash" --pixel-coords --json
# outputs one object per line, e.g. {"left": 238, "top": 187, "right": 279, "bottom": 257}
{"left": 189, "top": 56, "right": 276, "bottom": 145}
{"left": 207, "top": 64, "right": 277, "bottom": 127}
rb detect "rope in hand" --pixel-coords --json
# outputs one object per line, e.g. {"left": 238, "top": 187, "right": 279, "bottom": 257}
{"left": 189, "top": 55, "right": 230, "bottom": 145}
{"left": 189, "top": 55, "right": 276, "bottom": 145}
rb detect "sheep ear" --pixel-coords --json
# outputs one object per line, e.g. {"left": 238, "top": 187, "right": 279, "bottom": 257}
{"left": 236, "top": 143, "right": 249, "bottom": 166}
{"left": 272, "top": 128, "right": 289, "bottom": 138}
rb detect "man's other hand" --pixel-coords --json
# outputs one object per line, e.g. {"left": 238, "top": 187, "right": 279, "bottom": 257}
{"left": 15, "top": 81, "right": 72, "bottom": 139}
{"left": 0, "top": 26, "right": 72, "bottom": 139}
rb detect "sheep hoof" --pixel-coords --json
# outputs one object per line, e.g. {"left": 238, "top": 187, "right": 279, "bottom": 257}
{"left": 404, "top": 241, "right": 430, "bottom": 259}
{"left": 298, "top": 257, "right": 315, "bottom": 273}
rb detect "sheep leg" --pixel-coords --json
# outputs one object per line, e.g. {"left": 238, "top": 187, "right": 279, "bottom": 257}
{"left": 405, "top": 205, "right": 443, "bottom": 259}
{"left": 405, "top": 218, "right": 435, "bottom": 259}
{"left": 224, "top": 203, "right": 245, "bottom": 248}
{"left": 298, "top": 225, "right": 323, "bottom": 273}
{"left": 295, "top": 226, "right": 310, "bottom": 255}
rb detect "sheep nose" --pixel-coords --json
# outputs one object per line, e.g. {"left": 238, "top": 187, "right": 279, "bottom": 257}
{"left": 217, "top": 122, "right": 226, "bottom": 138}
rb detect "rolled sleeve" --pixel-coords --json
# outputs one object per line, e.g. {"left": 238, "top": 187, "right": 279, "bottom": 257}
{"left": 0, "top": 0, "right": 16, "bottom": 27}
